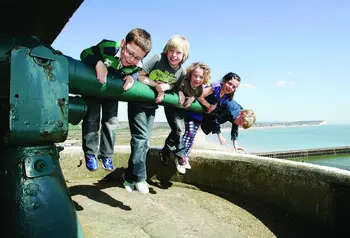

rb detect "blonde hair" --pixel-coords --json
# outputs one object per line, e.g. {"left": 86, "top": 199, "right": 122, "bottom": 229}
{"left": 186, "top": 62, "right": 211, "bottom": 86}
{"left": 241, "top": 109, "right": 256, "bottom": 129}
{"left": 162, "top": 35, "right": 190, "bottom": 64}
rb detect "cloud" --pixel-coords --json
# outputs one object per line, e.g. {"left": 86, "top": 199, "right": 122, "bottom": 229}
{"left": 287, "top": 72, "right": 296, "bottom": 75}
{"left": 240, "top": 83, "right": 256, "bottom": 89}
{"left": 275, "top": 80, "right": 295, "bottom": 87}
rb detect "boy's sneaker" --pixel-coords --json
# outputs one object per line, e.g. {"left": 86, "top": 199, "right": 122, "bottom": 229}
{"left": 123, "top": 180, "right": 135, "bottom": 193}
{"left": 175, "top": 157, "right": 186, "bottom": 174}
{"left": 98, "top": 156, "right": 114, "bottom": 172}
{"left": 183, "top": 157, "right": 191, "bottom": 170}
{"left": 85, "top": 154, "right": 98, "bottom": 171}
{"left": 135, "top": 180, "right": 149, "bottom": 194}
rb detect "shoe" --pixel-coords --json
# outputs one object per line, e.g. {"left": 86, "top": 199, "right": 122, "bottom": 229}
{"left": 85, "top": 154, "right": 98, "bottom": 171}
{"left": 183, "top": 157, "right": 191, "bottom": 169}
{"left": 135, "top": 180, "right": 149, "bottom": 194}
{"left": 123, "top": 180, "right": 135, "bottom": 193}
{"left": 175, "top": 157, "right": 186, "bottom": 174}
{"left": 99, "top": 155, "right": 114, "bottom": 172}
{"left": 159, "top": 151, "right": 170, "bottom": 165}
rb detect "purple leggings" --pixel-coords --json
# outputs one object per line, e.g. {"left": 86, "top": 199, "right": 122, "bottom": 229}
{"left": 183, "top": 120, "right": 201, "bottom": 158}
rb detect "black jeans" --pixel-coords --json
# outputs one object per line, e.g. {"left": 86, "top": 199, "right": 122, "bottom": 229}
{"left": 161, "top": 106, "right": 186, "bottom": 158}
{"left": 82, "top": 97, "right": 118, "bottom": 158}
{"left": 124, "top": 103, "right": 156, "bottom": 183}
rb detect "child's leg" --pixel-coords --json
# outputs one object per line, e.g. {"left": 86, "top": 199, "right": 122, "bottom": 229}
{"left": 124, "top": 103, "right": 155, "bottom": 184}
{"left": 162, "top": 107, "right": 186, "bottom": 158}
{"left": 99, "top": 99, "right": 119, "bottom": 158}
{"left": 82, "top": 97, "right": 101, "bottom": 156}
{"left": 183, "top": 120, "right": 201, "bottom": 158}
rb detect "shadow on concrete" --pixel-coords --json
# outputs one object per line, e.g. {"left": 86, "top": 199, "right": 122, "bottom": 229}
{"left": 69, "top": 181, "right": 132, "bottom": 211}
{"left": 197, "top": 185, "right": 333, "bottom": 238}
{"left": 98, "top": 167, "right": 158, "bottom": 194}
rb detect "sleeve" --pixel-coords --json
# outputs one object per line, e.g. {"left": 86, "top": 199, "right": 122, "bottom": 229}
{"left": 212, "top": 117, "right": 222, "bottom": 135}
{"left": 80, "top": 39, "right": 113, "bottom": 67}
{"left": 142, "top": 54, "right": 161, "bottom": 74}
{"left": 230, "top": 123, "right": 239, "bottom": 140}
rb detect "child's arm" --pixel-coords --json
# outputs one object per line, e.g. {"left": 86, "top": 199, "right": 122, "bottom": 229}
{"left": 230, "top": 123, "right": 245, "bottom": 152}
{"left": 80, "top": 40, "right": 110, "bottom": 84}
{"left": 198, "top": 86, "right": 216, "bottom": 113}
{"left": 178, "top": 91, "right": 186, "bottom": 105}
{"left": 197, "top": 97, "right": 216, "bottom": 113}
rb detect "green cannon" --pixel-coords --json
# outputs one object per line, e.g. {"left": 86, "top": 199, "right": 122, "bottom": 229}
{"left": 0, "top": 36, "right": 206, "bottom": 237}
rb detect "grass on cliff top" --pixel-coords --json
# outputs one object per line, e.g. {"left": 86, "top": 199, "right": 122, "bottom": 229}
{"left": 68, "top": 123, "right": 170, "bottom": 146}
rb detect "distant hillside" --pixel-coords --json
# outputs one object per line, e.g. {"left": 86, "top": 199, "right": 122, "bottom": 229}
{"left": 115, "top": 120, "right": 327, "bottom": 130}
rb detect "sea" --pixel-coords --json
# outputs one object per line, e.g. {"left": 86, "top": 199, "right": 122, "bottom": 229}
{"left": 207, "top": 124, "right": 350, "bottom": 170}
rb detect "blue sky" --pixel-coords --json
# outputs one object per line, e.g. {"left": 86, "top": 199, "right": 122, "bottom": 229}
{"left": 53, "top": 0, "right": 350, "bottom": 124}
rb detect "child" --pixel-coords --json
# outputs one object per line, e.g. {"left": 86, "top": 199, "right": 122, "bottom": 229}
{"left": 80, "top": 28, "right": 152, "bottom": 172}
{"left": 200, "top": 72, "right": 256, "bottom": 151}
{"left": 174, "top": 62, "right": 211, "bottom": 174}
{"left": 123, "top": 35, "right": 189, "bottom": 194}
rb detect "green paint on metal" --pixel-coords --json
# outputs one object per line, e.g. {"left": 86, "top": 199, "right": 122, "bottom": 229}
{"left": 68, "top": 96, "right": 87, "bottom": 125}
{"left": 3, "top": 145, "right": 85, "bottom": 237}
{"left": 8, "top": 45, "right": 69, "bottom": 145}
{"left": 67, "top": 56, "right": 207, "bottom": 112}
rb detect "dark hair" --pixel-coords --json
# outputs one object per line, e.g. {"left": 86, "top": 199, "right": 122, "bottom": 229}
{"left": 125, "top": 28, "right": 152, "bottom": 56}
{"left": 220, "top": 72, "right": 241, "bottom": 101}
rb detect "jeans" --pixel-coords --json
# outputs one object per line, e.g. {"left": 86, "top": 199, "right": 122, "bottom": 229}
{"left": 124, "top": 103, "right": 155, "bottom": 183}
{"left": 162, "top": 106, "right": 186, "bottom": 158}
{"left": 82, "top": 97, "right": 118, "bottom": 158}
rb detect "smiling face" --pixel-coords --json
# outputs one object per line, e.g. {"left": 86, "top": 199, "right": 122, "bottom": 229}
{"left": 120, "top": 39, "right": 147, "bottom": 67}
{"left": 190, "top": 67, "right": 205, "bottom": 88}
{"left": 222, "top": 78, "right": 240, "bottom": 95}
{"left": 166, "top": 47, "right": 184, "bottom": 68}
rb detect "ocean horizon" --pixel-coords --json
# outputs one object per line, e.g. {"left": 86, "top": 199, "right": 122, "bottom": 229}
{"left": 207, "top": 124, "right": 350, "bottom": 153}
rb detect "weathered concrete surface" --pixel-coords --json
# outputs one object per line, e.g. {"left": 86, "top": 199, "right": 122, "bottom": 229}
{"left": 69, "top": 181, "right": 271, "bottom": 238}
{"left": 60, "top": 146, "right": 350, "bottom": 237}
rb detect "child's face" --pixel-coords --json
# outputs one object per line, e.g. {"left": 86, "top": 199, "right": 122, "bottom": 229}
{"left": 120, "top": 40, "right": 147, "bottom": 67}
{"left": 234, "top": 111, "right": 244, "bottom": 126}
{"left": 222, "top": 78, "right": 240, "bottom": 95}
{"left": 190, "top": 67, "right": 204, "bottom": 88}
{"left": 166, "top": 47, "right": 184, "bottom": 68}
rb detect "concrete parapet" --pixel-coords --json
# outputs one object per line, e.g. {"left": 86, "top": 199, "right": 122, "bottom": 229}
{"left": 59, "top": 146, "right": 350, "bottom": 234}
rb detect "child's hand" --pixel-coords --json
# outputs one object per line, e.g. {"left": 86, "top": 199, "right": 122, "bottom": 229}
{"left": 184, "top": 96, "right": 195, "bottom": 108}
{"left": 178, "top": 91, "right": 185, "bottom": 105}
{"left": 217, "top": 134, "right": 227, "bottom": 146}
{"left": 156, "top": 82, "right": 171, "bottom": 92}
{"left": 236, "top": 147, "right": 246, "bottom": 153}
{"left": 122, "top": 75, "right": 134, "bottom": 91}
{"left": 207, "top": 104, "right": 217, "bottom": 113}
{"left": 95, "top": 60, "right": 108, "bottom": 84}
{"left": 155, "top": 92, "right": 165, "bottom": 103}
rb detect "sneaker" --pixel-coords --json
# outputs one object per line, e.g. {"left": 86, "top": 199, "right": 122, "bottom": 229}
{"left": 183, "top": 157, "right": 191, "bottom": 170}
{"left": 99, "top": 156, "right": 114, "bottom": 172}
{"left": 135, "top": 180, "right": 149, "bottom": 194}
{"left": 85, "top": 154, "right": 98, "bottom": 171}
{"left": 159, "top": 151, "right": 170, "bottom": 165}
{"left": 123, "top": 180, "right": 135, "bottom": 193}
{"left": 175, "top": 157, "right": 186, "bottom": 174}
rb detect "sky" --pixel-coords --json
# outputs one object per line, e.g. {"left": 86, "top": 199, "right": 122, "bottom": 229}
{"left": 52, "top": 0, "right": 350, "bottom": 124}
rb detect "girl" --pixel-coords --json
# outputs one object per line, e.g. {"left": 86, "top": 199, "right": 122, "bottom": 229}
{"left": 174, "top": 62, "right": 211, "bottom": 174}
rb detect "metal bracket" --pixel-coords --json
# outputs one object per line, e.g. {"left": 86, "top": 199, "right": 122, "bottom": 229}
{"left": 24, "top": 154, "right": 53, "bottom": 178}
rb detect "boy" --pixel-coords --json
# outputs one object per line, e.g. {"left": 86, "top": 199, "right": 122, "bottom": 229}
{"left": 201, "top": 99, "right": 256, "bottom": 152}
{"left": 80, "top": 28, "right": 152, "bottom": 172}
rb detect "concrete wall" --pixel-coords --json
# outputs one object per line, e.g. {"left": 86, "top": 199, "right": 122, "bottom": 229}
{"left": 59, "top": 146, "right": 350, "bottom": 231}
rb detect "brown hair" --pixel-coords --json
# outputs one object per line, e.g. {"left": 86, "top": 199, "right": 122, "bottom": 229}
{"left": 125, "top": 28, "right": 152, "bottom": 56}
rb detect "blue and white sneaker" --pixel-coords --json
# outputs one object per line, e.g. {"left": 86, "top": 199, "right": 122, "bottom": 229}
{"left": 85, "top": 154, "right": 98, "bottom": 171}
{"left": 99, "top": 156, "right": 114, "bottom": 172}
